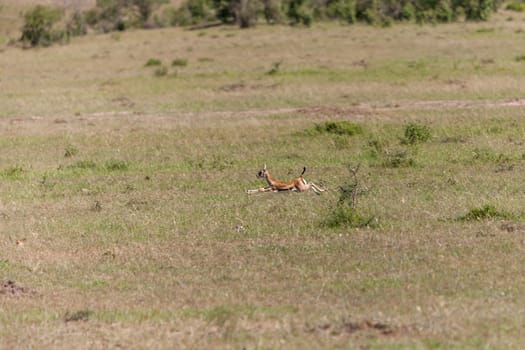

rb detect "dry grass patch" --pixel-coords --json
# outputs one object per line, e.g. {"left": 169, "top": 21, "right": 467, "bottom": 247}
{"left": 3, "top": 11, "right": 525, "bottom": 349}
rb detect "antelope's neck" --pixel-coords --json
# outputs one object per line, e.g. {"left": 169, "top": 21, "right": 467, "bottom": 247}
{"left": 265, "top": 173, "right": 276, "bottom": 187}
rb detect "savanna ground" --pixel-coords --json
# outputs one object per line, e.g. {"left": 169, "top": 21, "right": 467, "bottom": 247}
{"left": 2, "top": 2, "right": 525, "bottom": 348}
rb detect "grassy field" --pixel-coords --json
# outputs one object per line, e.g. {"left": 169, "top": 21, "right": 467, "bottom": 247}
{"left": 3, "top": 3, "right": 525, "bottom": 348}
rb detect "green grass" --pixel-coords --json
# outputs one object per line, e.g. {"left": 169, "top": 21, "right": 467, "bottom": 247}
{"left": 3, "top": 4, "right": 525, "bottom": 349}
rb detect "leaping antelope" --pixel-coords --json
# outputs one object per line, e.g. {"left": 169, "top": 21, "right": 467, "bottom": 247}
{"left": 246, "top": 164, "right": 326, "bottom": 194}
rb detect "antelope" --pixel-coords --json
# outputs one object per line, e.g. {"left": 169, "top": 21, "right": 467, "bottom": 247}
{"left": 246, "top": 164, "right": 325, "bottom": 194}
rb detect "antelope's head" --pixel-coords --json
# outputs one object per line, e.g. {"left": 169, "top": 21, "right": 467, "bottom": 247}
{"left": 256, "top": 164, "right": 268, "bottom": 179}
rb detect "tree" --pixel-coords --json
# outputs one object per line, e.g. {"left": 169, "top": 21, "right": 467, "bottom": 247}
{"left": 20, "top": 5, "right": 63, "bottom": 47}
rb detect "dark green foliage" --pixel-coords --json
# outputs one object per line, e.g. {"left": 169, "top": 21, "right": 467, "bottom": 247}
{"left": 287, "top": 0, "right": 313, "bottom": 25}
{"left": 323, "top": 164, "right": 375, "bottom": 229}
{"left": 69, "top": 160, "right": 97, "bottom": 170}
{"left": 172, "top": 58, "right": 188, "bottom": 67}
{"left": 262, "top": 0, "right": 285, "bottom": 23}
{"left": 1, "top": 166, "right": 24, "bottom": 180}
{"left": 237, "top": 0, "right": 263, "bottom": 27}
{"left": 402, "top": 122, "right": 431, "bottom": 145}
{"left": 145, "top": 58, "right": 162, "bottom": 67}
{"left": 323, "top": 205, "right": 374, "bottom": 228}
{"left": 457, "top": 0, "right": 494, "bottom": 20}
{"left": 84, "top": 0, "right": 163, "bottom": 32}
{"left": 212, "top": 0, "right": 262, "bottom": 27}
{"left": 172, "top": 0, "right": 501, "bottom": 26}
{"left": 267, "top": 61, "right": 282, "bottom": 75}
{"left": 154, "top": 65, "right": 169, "bottom": 76}
{"left": 20, "top": 5, "right": 63, "bottom": 47}
{"left": 66, "top": 11, "right": 88, "bottom": 37}
{"left": 64, "top": 145, "right": 79, "bottom": 158}
{"left": 105, "top": 159, "right": 129, "bottom": 171}
{"left": 326, "top": 0, "right": 356, "bottom": 23}
{"left": 457, "top": 204, "right": 512, "bottom": 221}
{"left": 171, "top": 0, "right": 216, "bottom": 25}
{"left": 383, "top": 150, "right": 416, "bottom": 168}
{"left": 314, "top": 121, "right": 364, "bottom": 136}
{"left": 64, "top": 310, "right": 93, "bottom": 322}
{"left": 507, "top": 1, "right": 525, "bottom": 12}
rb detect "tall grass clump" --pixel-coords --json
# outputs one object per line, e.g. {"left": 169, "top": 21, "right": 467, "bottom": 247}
{"left": 145, "top": 58, "right": 162, "bottom": 67}
{"left": 314, "top": 120, "right": 364, "bottom": 136}
{"left": 457, "top": 204, "right": 512, "bottom": 221}
{"left": 0, "top": 166, "right": 24, "bottom": 180}
{"left": 323, "top": 165, "right": 374, "bottom": 229}
{"left": 402, "top": 122, "right": 431, "bottom": 145}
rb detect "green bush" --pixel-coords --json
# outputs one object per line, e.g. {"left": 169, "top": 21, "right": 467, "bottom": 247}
{"left": 262, "top": 0, "right": 285, "bottom": 23}
{"left": 20, "top": 5, "right": 63, "bottom": 47}
{"left": 172, "top": 58, "right": 188, "bottom": 67}
{"left": 323, "top": 206, "right": 374, "bottom": 228}
{"left": 315, "top": 121, "right": 364, "bottom": 136}
{"left": 402, "top": 122, "right": 431, "bottom": 145}
{"left": 287, "top": 0, "right": 313, "bottom": 25}
{"left": 457, "top": 204, "right": 512, "bottom": 221}
{"left": 506, "top": 1, "right": 525, "bottom": 12}
{"left": 170, "top": 0, "right": 502, "bottom": 27}
{"left": 383, "top": 150, "right": 416, "bottom": 168}
{"left": 69, "top": 160, "right": 97, "bottom": 170}
{"left": 64, "top": 145, "right": 79, "bottom": 158}
{"left": 326, "top": 0, "right": 357, "bottom": 23}
{"left": 105, "top": 159, "right": 129, "bottom": 171}
{"left": 145, "top": 58, "right": 162, "bottom": 67}
{"left": 1, "top": 166, "right": 24, "bottom": 180}
{"left": 236, "top": 0, "right": 262, "bottom": 28}
{"left": 154, "top": 65, "right": 169, "bottom": 76}
{"left": 168, "top": 0, "right": 216, "bottom": 25}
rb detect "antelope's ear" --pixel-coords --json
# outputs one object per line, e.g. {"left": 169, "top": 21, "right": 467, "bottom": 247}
{"left": 263, "top": 163, "right": 267, "bottom": 170}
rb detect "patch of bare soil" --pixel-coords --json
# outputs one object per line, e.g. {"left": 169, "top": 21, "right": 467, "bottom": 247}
{"left": 304, "top": 318, "right": 413, "bottom": 338}
{"left": 0, "top": 280, "right": 34, "bottom": 297}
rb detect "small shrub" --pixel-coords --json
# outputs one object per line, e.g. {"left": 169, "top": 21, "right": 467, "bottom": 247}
{"left": 1, "top": 166, "right": 23, "bottom": 179}
{"left": 287, "top": 0, "right": 313, "bottom": 26}
{"left": 166, "top": 0, "right": 216, "bottom": 26}
{"left": 105, "top": 159, "right": 129, "bottom": 171}
{"left": 507, "top": 1, "right": 525, "bottom": 12}
{"left": 154, "top": 65, "right": 169, "bottom": 76}
{"left": 145, "top": 58, "right": 162, "bottom": 67}
{"left": 267, "top": 61, "right": 282, "bottom": 75}
{"left": 402, "top": 122, "right": 431, "bottom": 145}
{"left": 64, "top": 145, "right": 79, "bottom": 158}
{"left": 315, "top": 121, "right": 364, "bottom": 136}
{"left": 262, "top": 0, "right": 284, "bottom": 23}
{"left": 323, "top": 164, "right": 374, "bottom": 229}
{"left": 457, "top": 204, "right": 512, "bottom": 221}
{"left": 383, "top": 150, "right": 416, "bottom": 168}
{"left": 235, "top": 0, "right": 262, "bottom": 28}
{"left": 64, "top": 309, "right": 93, "bottom": 322}
{"left": 326, "top": 0, "right": 356, "bottom": 23}
{"left": 69, "top": 160, "right": 97, "bottom": 170}
{"left": 323, "top": 206, "right": 374, "bottom": 228}
{"left": 515, "top": 55, "right": 525, "bottom": 62}
{"left": 172, "top": 58, "right": 188, "bottom": 67}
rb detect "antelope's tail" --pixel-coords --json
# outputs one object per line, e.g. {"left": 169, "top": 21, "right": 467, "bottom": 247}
{"left": 301, "top": 167, "right": 306, "bottom": 176}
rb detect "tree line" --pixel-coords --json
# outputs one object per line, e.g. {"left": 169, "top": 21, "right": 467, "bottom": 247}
{"left": 19, "top": 0, "right": 505, "bottom": 46}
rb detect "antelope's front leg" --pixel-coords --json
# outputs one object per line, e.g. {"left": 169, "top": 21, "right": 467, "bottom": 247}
{"left": 246, "top": 187, "right": 273, "bottom": 194}
{"left": 309, "top": 182, "right": 325, "bottom": 193}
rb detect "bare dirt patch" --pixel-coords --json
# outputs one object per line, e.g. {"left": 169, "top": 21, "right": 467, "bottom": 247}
{"left": 304, "top": 318, "right": 413, "bottom": 338}
{"left": 0, "top": 280, "right": 34, "bottom": 297}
